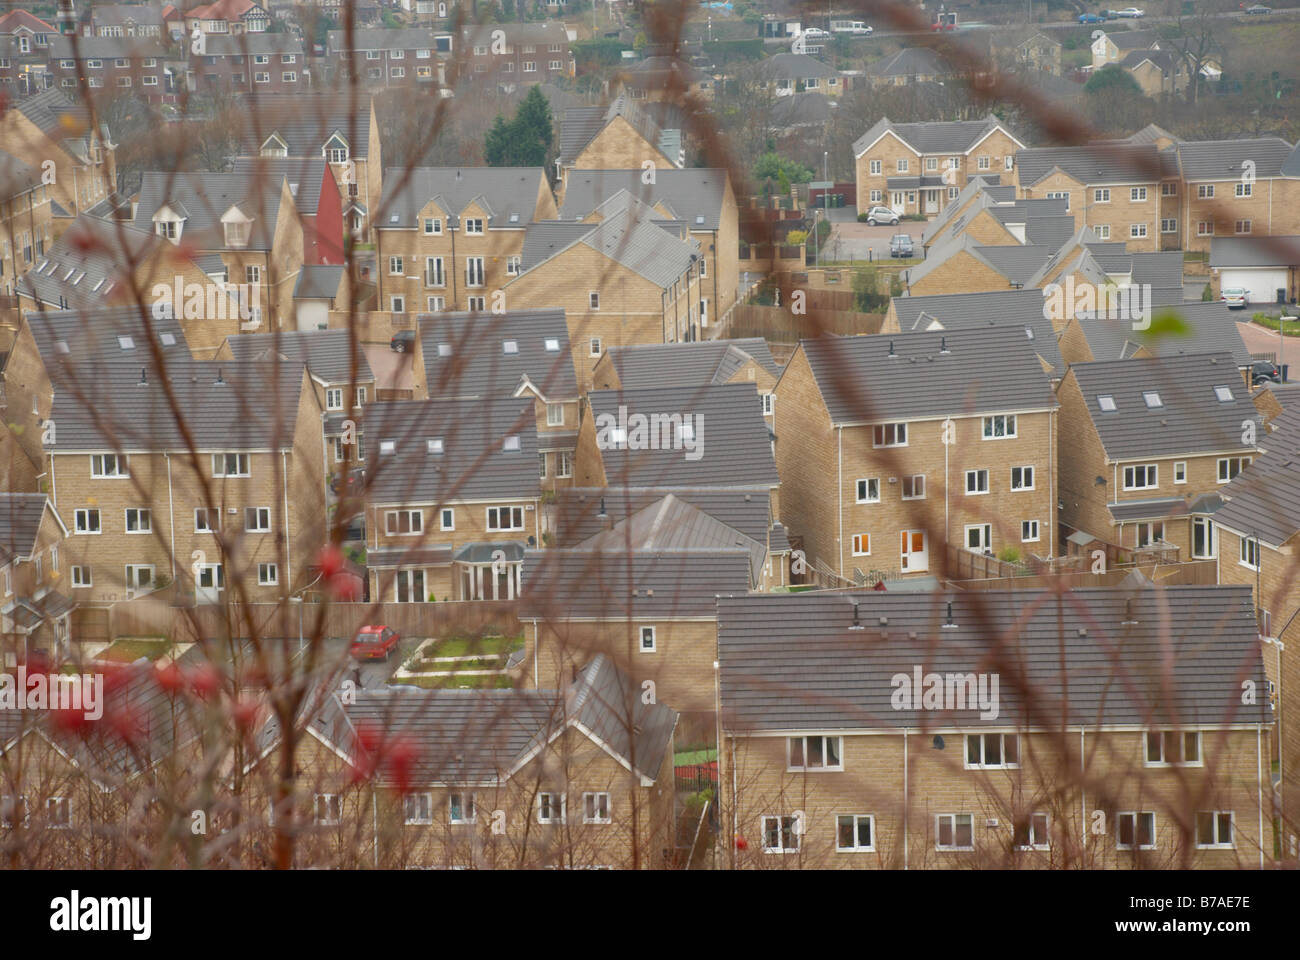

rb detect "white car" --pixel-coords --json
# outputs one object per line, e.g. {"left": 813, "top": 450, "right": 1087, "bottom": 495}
{"left": 801, "top": 27, "right": 831, "bottom": 39}
{"left": 1117, "top": 6, "right": 1145, "bottom": 16}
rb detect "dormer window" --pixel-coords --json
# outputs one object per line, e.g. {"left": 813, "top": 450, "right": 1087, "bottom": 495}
{"left": 221, "top": 206, "right": 253, "bottom": 248}
{"left": 152, "top": 205, "right": 184, "bottom": 243}
{"left": 260, "top": 133, "right": 288, "bottom": 158}
{"left": 324, "top": 133, "right": 349, "bottom": 164}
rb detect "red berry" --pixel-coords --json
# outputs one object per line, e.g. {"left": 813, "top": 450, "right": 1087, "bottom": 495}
{"left": 317, "top": 544, "right": 344, "bottom": 578}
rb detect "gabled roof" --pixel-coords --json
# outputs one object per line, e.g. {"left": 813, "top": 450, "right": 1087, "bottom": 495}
{"left": 586, "top": 382, "right": 779, "bottom": 489}
{"left": 1215, "top": 409, "right": 1300, "bottom": 545}
{"left": 0, "top": 10, "right": 55, "bottom": 32}
{"left": 223, "top": 329, "right": 374, "bottom": 386}
{"left": 202, "top": 32, "right": 303, "bottom": 56}
{"left": 462, "top": 20, "right": 568, "bottom": 46}
{"left": 853, "top": 114, "right": 1022, "bottom": 159}
{"left": 293, "top": 264, "right": 345, "bottom": 300}
{"left": 890, "top": 288, "right": 1065, "bottom": 377}
{"left": 1172, "top": 137, "right": 1295, "bottom": 181}
{"left": 798, "top": 326, "right": 1057, "bottom": 425}
{"left": 334, "top": 654, "right": 675, "bottom": 785}
{"left": 577, "top": 493, "right": 767, "bottom": 584}
{"left": 0, "top": 494, "right": 59, "bottom": 566}
{"left": 1209, "top": 235, "right": 1300, "bottom": 269}
{"left": 327, "top": 27, "right": 452, "bottom": 52}
{"left": 420, "top": 309, "right": 578, "bottom": 403}
{"left": 761, "top": 52, "right": 835, "bottom": 80}
{"left": 50, "top": 35, "right": 170, "bottom": 60}
{"left": 717, "top": 585, "right": 1270, "bottom": 731}
{"left": 519, "top": 548, "right": 753, "bottom": 621}
{"left": 379, "top": 167, "right": 544, "bottom": 229}
{"left": 0, "top": 149, "right": 41, "bottom": 202}
{"left": 1104, "top": 28, "right": 1160, "bottom": 50}
{"left": 602, "top": 338, "right": 780, "bottom": 389}
{"left": 553, "top": 487, "right": 774, "bottom": 546}
{"left": 559, "top": 168, "right": 728, "bottom": 231}
{"left": 559, "top": 96, "right": 673, "bottom": 166}
{"left": 1118, "top": 48, "right": 1179, "bottom": 72}
{"left": 185, "top": 0, "right": 265, "bottom": 21}
{"left": 229, "top": 157, "right": 330, "bottom": 216}
{"left": 12, "top": 88, "right": 108, "bottom": 161}
{"left": 22, "top": 306, "right": 190, "bottom": 374}
{"left": 1067, "top": 353, "right": 1260, "bottom": 460}
{"left": 1069, "top": 302, "right": 1253, "bottom": 368}
{"left": 908, "top": 232, "right": 1055, "bottom": 288}
{"left": 365, "top": 397, "right": 540, "bottom": 506}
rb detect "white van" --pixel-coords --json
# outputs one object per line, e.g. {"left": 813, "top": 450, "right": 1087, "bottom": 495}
{"left": 830, "top": 20, "right": 873, "bottom": 35}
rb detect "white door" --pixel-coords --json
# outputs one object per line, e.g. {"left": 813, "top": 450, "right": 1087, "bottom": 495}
{"left": 1220, "top": 268, "right": 1287, "bottom": 306}
{"left": 890, "top": 191, "right": 905, "bottom": 215}
{"left": 196, "top": 564, "right": 224, "bottom": 605}
{"left": 900, "top": 530, "right": 928, "bottom": 574}
{"left": 925, "top": 190, "right": 939, "bottom": 214}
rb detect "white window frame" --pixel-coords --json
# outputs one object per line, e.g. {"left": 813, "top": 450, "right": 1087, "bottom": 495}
{"left": 761, "top": 815, "right": 801, "bottom": 853}
{"left": 449, "top": 792, "right": 476, "bottom": 824}
{"left": 244, "top": 507, "right": 271, "bottom": 532}
{"left": 1010, "top": 465, "right": 1034, "bottom": 491}
{"left": 935, "top": 813, "right": 973, "bottom": 851}
{"left": 1122, "top": 464, "right": 1158, "bottom": 491}
{"left": 856, "top": 477, "right": 880, "bottom": 504}
{"left": 1144, "top": 730, "right": 1202, "bottom": 767}
{"left": 486, "top": 506, "right": 525, "bottom": 532}
{"left": 982, "top": 414, "right": 1017, "bottom": 438}
{"left": 1094, "top": 188, "right": 1110, "bottom": 203}
{"left": 257, "top": 563, "right": 278, "bottom": 586}
{"left": 1015, "top": 812, "right": 1050, "bottom": 851}
{"left": 851, "top": 533, "right": 871, "bottom": 557}
{"left": 404, "top": 792, "right": 433, "bottom": 825}
{"left": 583, "top": 792, "right": 611, "bottom": 824}
{"left": 74, "top": 508, "right": 101, "bottom": 534}
{"left": 314, "top": 793, "right": 341, "bottom": 825}
{"left": 902, "top": 475, "right": 925, "bottom": 500}
{"left": 124, "top": 507, "right": 152, "bottom": 534}
{"left": 385, "top": 509, "right": 423, "bottom": 536}
{"left": 1195, "top": 811, "right": 1234, "bottom": 849}
{"left": 836, "top": 814, "right": 874, "bottom": 852}
{"left": 212, "top": 453, "right": 250, "bottom": 477}
{"left": 1117, "top": 811, "right": 1156, "bottom": 850}
{"left": 537, "top": 792, "right": 566, "bottom": 824}
{"left": 90, "top": 453, "right": 128, "bottom": 478}
{"left": 787, "top": 735, "right": 843, "bottom": 772}
{"left": 639, "top": 625, "right": 656, "bottom": 653}
{"left": 872, "top": 422, "right": 907, "bottom": 448}
{"left": 1021, "top": 520, "right": 1040, "bottom": 542}
{"left": 440, "top": 508, "right": 454, "bottom": 531}
{"left": 965, "top": 732, "right": 1019, "bottom": 769}
{"left": 1218, "top": 456, "right": 1251, "bottom": 483}
{"left": 965, "top": 469, "right": 989, "bottom": 495}
{"left": 70, "top": 565, "right": 92, "bottom": 588}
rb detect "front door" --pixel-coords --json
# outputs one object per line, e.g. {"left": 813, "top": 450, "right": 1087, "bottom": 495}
{"left": 925, "top": 190, "right": 939, "bottom": 214}
{"left": 900, "top": 530, "right": 928, "bottom": 573}
{"left": 890, "top": 191, "right": 905, "bottom": 215}
{"left": 196, "top": 564, "right": 224, "bottom": 605}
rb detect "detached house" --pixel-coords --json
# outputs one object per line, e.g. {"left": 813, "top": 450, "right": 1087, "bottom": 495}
{"left": 414, "top": 309, "right": 580, "bottom": 490}
{"left": 184, "top": 0, "right": 270, "bottom": 38}
{"left": 854, "top": 115, "right": 1026, "bottom": 218}
{"left": 718, "top": 586, "right": 1274, "bottom": 869}
{"left": 374, "top": 166, "right": 556, "bottom": 316}
{"left": 363, "top": 397, "right": 541, "bottom": 602}
{"left": 1173, "top": 138, "right": 1296, "bottom": 253}
{"left": 1056, "top": 352, "right": 1261, "bottom": 558}
{"left": 760, "top": 53, "right": 840, "bottom": 97}
{"left": 773, "top": 327, "right": 1059, "bottom": 584}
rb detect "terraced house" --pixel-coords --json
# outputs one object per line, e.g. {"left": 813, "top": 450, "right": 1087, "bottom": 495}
{"left": 506, "top": 190, "right": 705, "bottom": 387}
{"left": 23, "top": 311, "right": 326, "bottom": 605}
{"left": 130, "top": 170, "right": 306, "bottom": 330}
{"left": 0, "top": 149, "right": 55, "bottom": 301}
{"left": 718, "top": 586, "right": 1275, "bottom": 869}
{"left": 188, "top": 32, "right": 305, "bottom": 95}
{"left": 413, "top": 309, "right": 580, "bottom": 491}
{"left": 48, "top": 35, "right": 173, "bottom": 102}
{"left": 1056, "top": 353, "right": 1261, "bottom": 559}
{"left": 363, "top": 397, "right": 541, "bottom": 602}
{"left": 325, "top": 27, "right": 453, "bottom": 89}
{"left": 374, "top": 167, "right": 556, "bottom": 316}
{"left": 854, "top": 115, "right": 1026, "bottom": 218}
{"left": 773, "top": 327, "right": 1059, "bottom": 584}
{"left": 264, "top": 654, "right": 678, "bottom": 869}
{"left": 0, "top": 9, "right": 56, "bottom": 96}
{"left": 0, "top": 88, "right": 116, "bottom": 216}
{"left": 459, "top": 21, "right": 573, "bottom": 93}
{"left": 0, "top": 492, "right": 72, "bottom": 663}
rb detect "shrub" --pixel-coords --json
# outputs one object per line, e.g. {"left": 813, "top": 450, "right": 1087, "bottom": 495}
{"left": 998, "top": 547, "right": 1022, "bottom": 564}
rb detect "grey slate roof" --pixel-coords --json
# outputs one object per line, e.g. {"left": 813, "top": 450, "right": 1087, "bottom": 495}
{"left": 890, "top": 288, "right": 1065, "bottom": 377}
{"left": 1015, "top": 142, "right": 1175, "bottom": 187}
{"left": 49, "top": 35, "right": 169, "bottom": 59}
{"left": 236, "top": 94, "right": 375, "bottom": 160}
{"left": 0, "top": 149, "right": 40, "bottom": 201}
{"left": 378, "top": 166, "right": 545, "bottom": 229}
{"left": 1105, "top": 28, "right": 1160, "bottom": 50}
{"left": 717, "top": 585, "right": 1270, "bottom": 731}
{"left": 554, "top": 487, "right": 774, "bottom": 546}
{"left": 203, "top": 33, "right": 302, "bottom": 56}
{"left": 1209, "top": 236, "right": 1300, "bottom": 268}
{"left": 577, "top": 493, "right": 767, "bottom": 584}
{"left": 231, "top": 156, "right": 329, "bottom": 216}
{"left": 1173, "top": 137, "right": 1295, "bottom": 181}
{"left": 602, "top": 338, "right": 780, "bottom": 389}
{"left": 770, "top": 92, "right": 834, "bottom": 130}
{"left": 1068, "top": 353, "right": 1260, "bottom": 460}
{"left": 1107, "top": 496, "right": 1192, "bottom": 523}
{"left": 866, "top": 46, "right": 950, "bottom": 79}
{"left": 519, "top": 548, "right": 753, "bottom": 621}
{"left": 762, "top": 52, "right": 836, "bottom": 80}
{"left": 293, "top": 264, "right": 345, "bottom": 300}
{"left": 1070, "top": 303, "right": 1253, "bottom": 368}
{"left": 586, "top": 382, "right": 779, "bottom": 489}
{"left": 1214, "top": 408, "right": 1300, "bottom": 545}
{"left": 0, "top": 494, "right": 55, "bottom": 565}
{"left": 365, "top": 397, "right": 540, "bottom": 506}
{"left": 132, "top": 171, "right": 289, "bottom": 252}
{"left": 419, "top": 309, "right": 578, "bottom": 403}
{"left": 906, "top": 233, "right": 1054, "bottom": 288}
{"left": 797, "top": 325, "right": 1058, "bottom": 425}
{"left": 559, "top": 168, "right": 729, "bottom": 231}
{"left": 22, "top": 305, "right": 189, "bottom": 372}
{"left": 853, "top": 114, "right": 1021, "bottom": 159}
{"left": 336, "top": 653, "right": 675, "bottom": 785}
{"left": 223, "top": 328, "right": 375, "bottom": 386}
{"left": 327, "top": 26, "right": 451, "bottom": 52}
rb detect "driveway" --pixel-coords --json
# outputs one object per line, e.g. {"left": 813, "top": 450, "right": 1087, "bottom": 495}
{"left": 1236, "top": 318, "right": 1300, "bottom": 375}
{"left": 825, "top": 218, "right": 929, "bottom": 263}
{"left": 363, "top": 342, "right": 415, "bottom": 396}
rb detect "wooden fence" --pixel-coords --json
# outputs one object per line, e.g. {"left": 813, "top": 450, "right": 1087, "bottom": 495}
{"left": 79, "top": 594, "right": 521, "bottom": 645}
{"left": 716, "top": 304, "right": 884, "bottom": 342}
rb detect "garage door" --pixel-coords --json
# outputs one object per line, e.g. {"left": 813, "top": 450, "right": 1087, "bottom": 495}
{"left": 1220, "top": 268, "right": 1288, "bottom": 306}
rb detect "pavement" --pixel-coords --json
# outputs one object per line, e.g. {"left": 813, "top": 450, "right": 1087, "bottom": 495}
{"left": 1236, "top": 317, "right": 1300, "bottom": 371}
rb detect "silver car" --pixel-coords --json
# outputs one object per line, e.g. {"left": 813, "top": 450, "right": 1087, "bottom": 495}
{"left": 864, "top": 205, "right": 900, "bottom": 225}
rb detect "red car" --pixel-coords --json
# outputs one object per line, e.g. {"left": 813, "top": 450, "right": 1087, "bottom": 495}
{"left": 349, "top": 625, "right": 401, "bottom": 660}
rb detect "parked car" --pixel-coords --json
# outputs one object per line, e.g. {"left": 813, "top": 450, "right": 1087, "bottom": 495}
{"left": 1221, "top": 286, "right": 1249, "bottom": 309}
{"left": 1250, "top": 360, "right": 1281, "bottom": 385}
{"left": 890, "top": 234, "right": 915, "bottom": 258}
{"left": 329, "top": 466, "right": 366, "bottom": 496}
{"left": 349, "top": 625, "right": 401, "bottom": 661}
{"left": 390, "top": 329, "right": 416, "bottom": 352}
{"left": 864, "top": 205, "right": 900, "bottom": 225}
{"left": 830, "top": 20, "right": 872, "bottom": 34}
{"left": 1078, "top": 12, "right": 1107, "bottom": 22}
{"left": 1116, "top": 6, "right": 1145, "bottom": 16}
{"left": 1245, "top": 3, "right": 1272, "bottom": 13}
{"left": 802, "top": 27, "right": 830, "bottom": 38}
